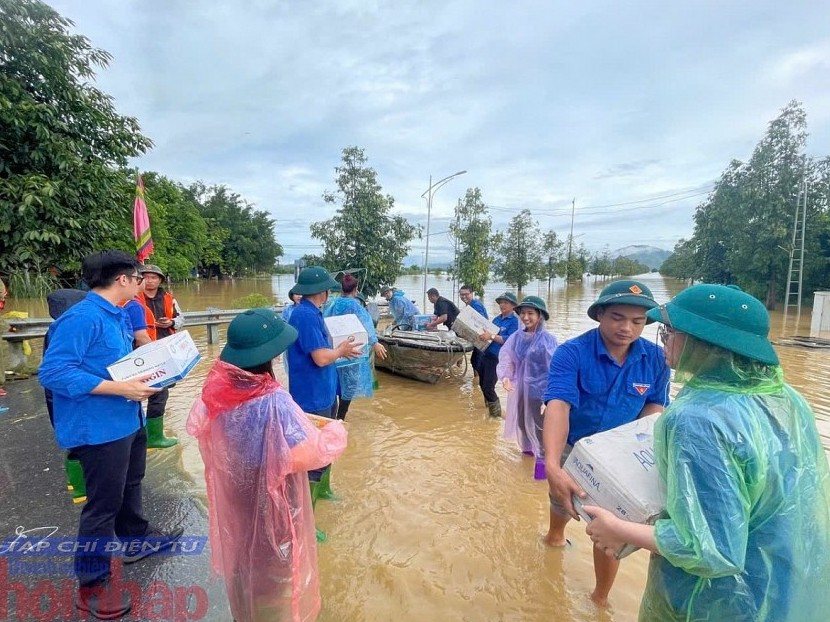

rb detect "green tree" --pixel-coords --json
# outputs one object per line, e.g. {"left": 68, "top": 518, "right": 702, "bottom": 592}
{"left": 559, "top": 234, "right": 587, "bottom": 282}
{"left": 539, "top": 229, "right": 564, "bottom": 290}
{"left": 311, "top": 146, "right": 419, "bottom": 296}
{"left": 589, "top": 246, "right": 614, "bottom": 280}
{"left": 191, "top": 183, "right": 282, "bottom": 276}
{"left": 0, "top": 0, "right": 152, "bottom": 279}
{"left": 493, "top": 209, "right": 543, "bottom": 294}
{"left": 659, "top": 238, "right": 698, "bottom": 283}
{"left": 686, "top": 101, "right": 830, "bottom": 307}
{"left": 449, "top": 188, "right": 493, "bottom": 296}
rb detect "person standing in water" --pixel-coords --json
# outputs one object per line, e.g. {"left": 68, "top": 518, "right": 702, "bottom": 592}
{"left": 542, "top": 280, "right": 669, "bottom": 606}
{"left": 497, "top": 296, "right": 558, "bottom": 480}
{"left": 585, "top": 284, "right": 830, "bottom": 621}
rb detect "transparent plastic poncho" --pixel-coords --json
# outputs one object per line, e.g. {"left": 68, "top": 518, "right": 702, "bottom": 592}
{"left": 642, "top": 336, "right": 830, "bottom": 622}
{"left": 187, "top": 360, "right": 348, "bottom": 622}
{"left": 388, "top": 290, "right": 420, "bottom": 328}
{"left": 324, "top": 296, "right": 378, "bottom": 400}
{"left": 496, "top": 325, "right": 558, "bottom": 456}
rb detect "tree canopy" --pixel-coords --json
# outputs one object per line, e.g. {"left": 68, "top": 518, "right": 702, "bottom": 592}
{"left": 492, "top": 209, "right": 543, "bottom": 294}
{"left": 0, "top": 0, "right": 151, "bottom": 276}
{"left": 311, "top": 146, "right": 419, "bottom": 297}
{"left": 659, "top": 101, "right": 830, "bottom": 307}
{"left": 450, "top": 187, "right": 493, "bottom": 296}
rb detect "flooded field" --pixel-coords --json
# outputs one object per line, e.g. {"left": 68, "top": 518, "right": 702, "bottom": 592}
{"left": 7, "top": 273, "right": 829, "bottom": 621}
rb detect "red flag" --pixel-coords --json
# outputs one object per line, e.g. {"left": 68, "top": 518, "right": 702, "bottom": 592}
{"left": 133, "top": 174, "right": 153, "bottom": 262}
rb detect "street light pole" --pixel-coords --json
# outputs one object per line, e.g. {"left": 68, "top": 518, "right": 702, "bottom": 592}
{"left": 422, "top": 170, "right": 467, "bottom": 310}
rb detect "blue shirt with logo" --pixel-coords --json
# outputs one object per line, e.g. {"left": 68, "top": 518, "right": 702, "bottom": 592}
{"left": 39, "top": 292, "right": 143, "bottom": 449}
{"left": 544, "top": 327, "right": 670, "bottom": 446}
{"left": 287, "top": 298, "right": 337, "bottom": 412}
{"left": 484, "top": 312, "right": 519, "bottom": 357}
{"left": 469, "top": 298, "right": 488, "bottom": 319}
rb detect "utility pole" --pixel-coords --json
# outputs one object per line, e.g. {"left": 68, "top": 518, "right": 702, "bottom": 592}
{"left": 565, "top": 198, "right": 575, "bottom": 286}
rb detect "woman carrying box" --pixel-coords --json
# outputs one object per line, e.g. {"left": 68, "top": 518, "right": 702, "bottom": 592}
{"left": 584, "top": 284, "right": 830, "bottom": 622}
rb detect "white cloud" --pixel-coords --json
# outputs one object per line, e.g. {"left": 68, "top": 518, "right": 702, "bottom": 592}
{"left": 46, "top": 0, "right": 830, "bottom": 260}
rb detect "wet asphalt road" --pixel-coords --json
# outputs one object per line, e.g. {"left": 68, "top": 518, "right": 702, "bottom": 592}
{"left": 0, "top": 379, "right": 231, "bottom": 622}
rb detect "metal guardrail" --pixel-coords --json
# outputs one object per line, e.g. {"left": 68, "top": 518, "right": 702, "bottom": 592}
{"left": 2, "top": 307, "right": 279, "bottom": 342}
{"left": 2, "top": 300, "right": 392, "bottom": 371}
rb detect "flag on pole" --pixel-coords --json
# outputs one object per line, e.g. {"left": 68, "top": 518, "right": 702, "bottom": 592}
{"left": 133, "top": 174, "right": 154, "bottom": 262}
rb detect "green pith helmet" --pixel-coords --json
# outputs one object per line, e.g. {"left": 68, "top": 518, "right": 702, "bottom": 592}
{"left": 139, "top": 264, "right": 166, "bottom": 282}
{"left": 292, "top": 266, "right": 342, "bottom": 296}
{"left": 516, "top": 295, "right": 549, "bottom": 320}
{"left": 587, "top": 279, "right": 658, "bottom": 323}
{"left": 495, "top": 292, "right": 518, "bottom": 306}
{"left": 646, "top": 284, "right": 779, "bottom": 365}
{"left": 220, "top": 308, "right": 298, "bottom": 369}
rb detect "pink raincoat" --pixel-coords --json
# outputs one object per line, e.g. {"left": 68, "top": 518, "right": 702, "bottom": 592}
{"left": 187, "top": 360, "right": 348, "bottom": 622}
{"left": 497, "top": 326, "right": 558, "bottom": 456}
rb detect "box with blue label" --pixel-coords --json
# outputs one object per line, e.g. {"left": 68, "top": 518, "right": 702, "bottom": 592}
{"left": 411, "top": 314, "right": 433, "bottom": 331}
{"left": 564, "top": 414, "right": 665, "bottom": 559}
{"left": 324, "top": 314, "right": 368, "bottom": 367}
{"left": 107, "top": 330, "right": 201, "bottom": 388}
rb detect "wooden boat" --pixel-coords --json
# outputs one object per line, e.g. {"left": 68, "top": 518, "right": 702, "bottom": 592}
{"left": 376, "top": 328, "right": 473, "bottom": 384}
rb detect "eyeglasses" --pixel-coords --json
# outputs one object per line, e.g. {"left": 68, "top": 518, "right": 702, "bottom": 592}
{"left": 125, "top": 274, "right": 144, "bottom": 285}
{"left": 657, "top": 324, "right": 676, "bottom": 344}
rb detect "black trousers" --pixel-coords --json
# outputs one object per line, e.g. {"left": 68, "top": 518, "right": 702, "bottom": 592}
{"left": 146, "top": 386, "right": 171, "bottom": 419}
{"left": 470, "top": 349, "right": 481, "bottom": 374}
{"left": 308, "top": 402, "right": 337, "bottom": 482}
{"left": 478, "top": 353, "right": 499, "bottom": 403}
{"left": 73, "top": 428, "right": 149, "bottom": 586}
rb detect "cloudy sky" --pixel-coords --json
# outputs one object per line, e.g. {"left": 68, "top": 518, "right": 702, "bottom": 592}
{"left": 48, "top": 0, "right": 830, "bottom": 262}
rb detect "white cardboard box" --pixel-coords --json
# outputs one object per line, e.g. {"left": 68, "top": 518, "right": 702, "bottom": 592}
{"left": 107, "top": 330, "right": 201, "bottom": 389}
{"left": 452, "top": 305, "right": 499, "bottom": 351}
{"left": 564, "top": 415, "right": 665, "bottom": 558}
{"left": 324, "top": 314, "right": 368, "bottom": 366}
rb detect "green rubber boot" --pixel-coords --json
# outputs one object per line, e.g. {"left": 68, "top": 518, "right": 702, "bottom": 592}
{"left": 146, "top": 416, "right": 178, "bottom": 449}
{"left": 317, "top": 466, "right": 337, "bottom": 501}
{"left": 487, "top": 401, "right": 502, "bottom": 418}
{"left": 309, "top": 481, "right": 327, "bottom": 542}
{"left": 65, "top": 459, "right": 87, "bottom": 503}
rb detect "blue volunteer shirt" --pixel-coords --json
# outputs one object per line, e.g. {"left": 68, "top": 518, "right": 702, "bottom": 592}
{"left": 124, "top": 299, "right": 148, "bottom": 332}
{"left": 544, "top": 327, "right": 670, "bottom": 446}
{"left": 287, "top": 298, "right": 338, "bottom": 412}
{"left": 39, "top": 292, "right": 144, "bottom": 449}
{"left": 469, "top": 298, "right": 488, "bottom": 319}
{"left": 484, "top": 312, "right": 519, "bottom": 357}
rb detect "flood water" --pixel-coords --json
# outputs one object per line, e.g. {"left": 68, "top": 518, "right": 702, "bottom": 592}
{"left": 8, "top": 273, "right": 830, "bottom": 621}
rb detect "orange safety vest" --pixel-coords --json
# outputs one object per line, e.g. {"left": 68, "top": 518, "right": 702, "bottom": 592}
{"left": 135, "top": 291, "right": 176, "bottom": 341}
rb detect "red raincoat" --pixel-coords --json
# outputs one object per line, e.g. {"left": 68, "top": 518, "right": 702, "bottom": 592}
{"left": 187, "top": 360, "right": 347, "bottom": 622}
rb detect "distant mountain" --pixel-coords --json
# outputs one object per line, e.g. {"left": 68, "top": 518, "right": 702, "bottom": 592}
{"left": 612, "top": 245, "right": 672, "bottom": 270}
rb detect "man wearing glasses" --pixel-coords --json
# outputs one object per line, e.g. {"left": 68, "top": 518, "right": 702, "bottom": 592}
{"left": 541, "top": 279, "right": 670, "bottom": 607}
{"left": 39, "top": 251, "right": 183, "bottom": 620}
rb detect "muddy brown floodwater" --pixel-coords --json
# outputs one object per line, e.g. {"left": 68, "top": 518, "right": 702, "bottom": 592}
{"left": 8, "top": 273, "right": 829, "bottom": 621}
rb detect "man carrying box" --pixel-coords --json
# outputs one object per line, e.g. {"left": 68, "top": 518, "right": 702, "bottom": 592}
{"left": 542, "top": 279, "right": 670, "bottom": 607}
{"left": 39, "top": 251, "right": 183, "bottom": 620}
{"left": 478, "top": 292, "right": 519, "bottom": 418}
{"left": 287, "top": 266, "right": 364, "bottom": 499}
{"left": 134, "top": 264, "right": 184, "bottom": 448}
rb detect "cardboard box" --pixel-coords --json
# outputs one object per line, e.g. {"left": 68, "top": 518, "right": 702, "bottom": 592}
{"left": 324, "top": 314, "right": 368, "bottom": 367}
{"left": 452, "top": 305, "right": 499, "bottom": 351}
{"left": 564, "top": 415, "right": 665, "bottom": 559}
{"left": 307, "top": 413, "right": 334, "bottom": 428}
{"left": 107, "top": 330, "right": 201, "bottom": 389}
{"left": 411, "top": 314, "right": 433, "bottom": 331}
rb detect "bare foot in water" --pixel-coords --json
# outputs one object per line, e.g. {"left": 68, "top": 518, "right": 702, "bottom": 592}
{"left": 590, "top": 591, "right": 609, "bottom": 607}
{"left": 542, "top": 533, "right": 569, "bottom": 547}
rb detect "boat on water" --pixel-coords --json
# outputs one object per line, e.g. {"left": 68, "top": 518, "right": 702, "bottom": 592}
{"left": 376, "top": 328, "right": 473, "bottom": 384}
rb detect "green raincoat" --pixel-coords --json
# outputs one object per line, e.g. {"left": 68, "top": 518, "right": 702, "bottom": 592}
{"left": 642, "top": 367, "right": 830, "bottom": 621}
